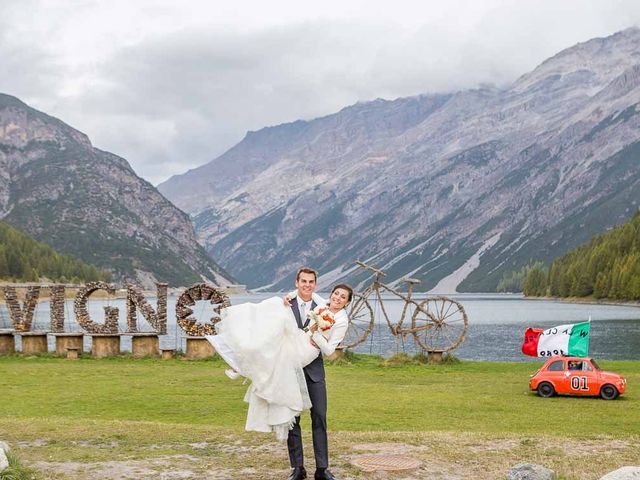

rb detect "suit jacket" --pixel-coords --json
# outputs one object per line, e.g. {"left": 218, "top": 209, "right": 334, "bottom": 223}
{"left": 290, "top": 296, "right": 324, "bottom": 382}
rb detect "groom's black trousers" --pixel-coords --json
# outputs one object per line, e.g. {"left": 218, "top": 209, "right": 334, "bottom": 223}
{"left": 287, "top": 373, "right": 328, "bottom": 468}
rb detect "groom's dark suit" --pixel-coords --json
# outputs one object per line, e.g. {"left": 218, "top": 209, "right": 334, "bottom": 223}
{"left": 288, "top": 297, "right": 329, "bottom": 469}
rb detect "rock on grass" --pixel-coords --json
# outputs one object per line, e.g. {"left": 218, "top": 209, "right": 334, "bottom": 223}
{"left": 600, "top": 466, "right": 640, "bottom": 479}
{"left": 507, "top": 463, "right": 557, "bottom": 480}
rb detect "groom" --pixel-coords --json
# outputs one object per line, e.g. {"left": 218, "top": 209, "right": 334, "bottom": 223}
{"left": 287, "top": 267, "right": 340, "bottom": 480}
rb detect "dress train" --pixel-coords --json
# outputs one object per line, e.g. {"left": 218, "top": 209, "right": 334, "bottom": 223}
{"left": 206, "top": 296, "right": 320, "bottom": 440}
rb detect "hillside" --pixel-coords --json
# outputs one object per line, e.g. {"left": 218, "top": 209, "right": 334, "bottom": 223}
{"left": 524, "top": 210, "right": 640, "bottom": 300}
{"left": 0, "top": 220, "right": 108, "bottom": 283}
{"left": 159, "top": 28, "right": 640, "bottom": 292}
{"left": 0, "top": 93, "right": 234, "bottom": 287}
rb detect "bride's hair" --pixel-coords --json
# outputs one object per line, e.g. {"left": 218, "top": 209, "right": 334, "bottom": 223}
{"left": 330, "top": 284, "right": 353, "bottom": 306}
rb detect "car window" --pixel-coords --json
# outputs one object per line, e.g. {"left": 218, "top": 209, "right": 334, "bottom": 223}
{"left": 548, "top": 360, "right": 564, "bottom": 371}
{"left": 583, "top": 362, "right": 593, "bottom": 371}
{"left": 568, "top": 361, "right": 583, "bottom": 371}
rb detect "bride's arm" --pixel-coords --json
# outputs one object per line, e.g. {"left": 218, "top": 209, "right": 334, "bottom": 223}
{"left": 310, "top": 310, "right": 348, "bottom": 357}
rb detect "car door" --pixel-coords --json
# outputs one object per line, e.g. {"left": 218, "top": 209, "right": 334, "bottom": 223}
{"left": 580, "top": 360, "right": 600, "bottom": 395}
{"left": 544, "top": 359, "right": 567, "bottom": 392}
{"left": 562, "top": 360, "right": 596, "bottom": 395}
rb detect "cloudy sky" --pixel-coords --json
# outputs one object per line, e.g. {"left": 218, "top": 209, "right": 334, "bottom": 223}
{"left": 1, "top": 0, "right": 639, "bottom": 185}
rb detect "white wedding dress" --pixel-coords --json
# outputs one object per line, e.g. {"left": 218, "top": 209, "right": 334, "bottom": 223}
{"left": 205, "top": 296, "right": 321, "bottom": 441}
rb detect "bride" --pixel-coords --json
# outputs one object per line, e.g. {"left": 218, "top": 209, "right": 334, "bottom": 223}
{"left": 205, "top": 283, "right": 351, "bottom": 441}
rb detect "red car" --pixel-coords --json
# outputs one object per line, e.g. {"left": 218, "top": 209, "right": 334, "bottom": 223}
{"left": 529, "top": 356, "right": 626, "bottom": 400}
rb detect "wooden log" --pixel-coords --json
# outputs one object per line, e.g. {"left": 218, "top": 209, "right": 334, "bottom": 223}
{"left": 161, "top": 349, "right": 175, "bottom": 360}
{"left": 66, "top": 347, "right": 80, "bottom": 360}
{"left": 185, "top": 337, "right": 215, "bottom": 359}
{"left": 0, "top": 331, "right": 15, "bottom": 355}
{"left": 130, "top": 333, "right": 159, "bottom": 358}
{"left": 20, "top": 332, "right": 48, "bottom": 355}
{"left": 427, "top": 350, "right": 444, "bottom": 364}
{"left": 52, "top": 333, "right": 84, "bottom": 355}
{"left": 91, "top": 334, "right": 121, "bottom": 358}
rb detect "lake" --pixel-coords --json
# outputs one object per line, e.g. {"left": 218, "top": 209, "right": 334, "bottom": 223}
{"left": 2, "top": 293, "right": 639, "bottom": 361}
{"left": 352, "top": 293, "right": 640, "bottom": 361}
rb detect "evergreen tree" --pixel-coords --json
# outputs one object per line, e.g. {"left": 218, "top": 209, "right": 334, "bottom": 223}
{"left": 523, "top": 266, "right": 548, "bottom": 296}
{"left": 531, "top": 210, "right": 640, "bottom": 300}
{"left": 0, "top": 220, "right": 110, "bottom": 283}
{"left": 0, "top": 246, "right": 8, "bottom": 278}
{"left": 593, "top": 271, "right": 609, "bottom": 298}
{"left": 496, "top": 261, "right": 545, "bottom": 292}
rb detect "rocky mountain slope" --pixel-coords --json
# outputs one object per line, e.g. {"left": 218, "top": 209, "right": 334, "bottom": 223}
{"left": 0, "top": 94, "right": 233, "bottom": 287}
{"left": 159, "top": 28, "right": 640, "bottom": 292}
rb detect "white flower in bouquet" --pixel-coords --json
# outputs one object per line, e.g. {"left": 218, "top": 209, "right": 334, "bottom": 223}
{"left": 307, "top": 306, "right": 336, "bottom": 331}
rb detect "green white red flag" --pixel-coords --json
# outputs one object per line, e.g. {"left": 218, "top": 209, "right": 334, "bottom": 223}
{"left": 522, "top": 321, "right": 590, "bottom": 357}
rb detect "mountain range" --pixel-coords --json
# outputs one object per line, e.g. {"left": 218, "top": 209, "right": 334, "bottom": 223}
{"left": 159, "top": 27, "right": 640, "bottom": 292}
{"left": 0, "top": 93, "right": 233, "bottom": 288}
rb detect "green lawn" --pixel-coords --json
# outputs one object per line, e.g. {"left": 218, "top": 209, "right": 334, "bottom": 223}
{"left": 0, "top": 354, "right": 638, "bottom": 479}
{"left": 2, "top": 355, "right": 638, "bottom": 435}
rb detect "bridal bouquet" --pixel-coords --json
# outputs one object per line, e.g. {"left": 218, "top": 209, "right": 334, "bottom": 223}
{"left": 307, "top": 306, "right": 335, "bottom": 331}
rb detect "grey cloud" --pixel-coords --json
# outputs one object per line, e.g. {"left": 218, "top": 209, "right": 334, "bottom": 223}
{"left": 0, "top": 43, "right": 63, "bottom": 106}
{"left": 61, "top": 20, "right": 547, "bottom": 183}
{"left": 3, "top": 2, "right": 640, "bottom": 185}
{"left": 66, "top": 22, "right": 392, "bottom": 183}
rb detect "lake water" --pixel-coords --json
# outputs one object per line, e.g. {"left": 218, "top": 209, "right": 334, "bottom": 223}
{"left": 353, "top": 294, "right": 640, "bottom": 362}
{"left": 2, "top": 293, "right": 639, "bottom": 361}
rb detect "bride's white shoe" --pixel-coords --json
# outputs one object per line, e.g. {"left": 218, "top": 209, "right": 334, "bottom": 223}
{"left": 225, "top": 368, "right": 241, "bottom": 380}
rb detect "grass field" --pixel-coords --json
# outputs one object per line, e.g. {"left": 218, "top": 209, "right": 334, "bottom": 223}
{"left": 0, "top": 354, "right": 638, "bottom": 479}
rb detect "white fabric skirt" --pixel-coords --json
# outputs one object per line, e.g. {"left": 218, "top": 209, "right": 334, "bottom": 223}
{"left": 205, "top": 296, "right": 320, "bottom": 440}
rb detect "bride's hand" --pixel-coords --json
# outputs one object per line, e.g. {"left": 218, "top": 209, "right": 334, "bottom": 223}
{"left": 309, "top": 323, "right": 319, "bottom": 333}
{"left": 283, "top": 295, "right": 292, "bottom": 306}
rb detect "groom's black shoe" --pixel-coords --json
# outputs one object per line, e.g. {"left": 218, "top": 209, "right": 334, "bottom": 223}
{"left": 314, "top": 468, "right": 337, "bottom": 480}
{"left": 287, "top": 466, "right": 307, "bottom": 480}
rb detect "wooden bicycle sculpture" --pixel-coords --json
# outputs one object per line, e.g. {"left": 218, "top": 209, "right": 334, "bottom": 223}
{"left": 339, "top": 261, "right": 468, "bottom": 354}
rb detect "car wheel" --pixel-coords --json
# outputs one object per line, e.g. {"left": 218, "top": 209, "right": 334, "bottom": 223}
{"left": 600, "top": 384, "right": 619, "bottom": 400}
{"left": 537, "top": 382, "right": 555, "bottom": 398}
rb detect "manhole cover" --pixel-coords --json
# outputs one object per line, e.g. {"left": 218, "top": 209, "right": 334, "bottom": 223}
{"left": 351, "top": 454, "right": 423, "bottom": 472}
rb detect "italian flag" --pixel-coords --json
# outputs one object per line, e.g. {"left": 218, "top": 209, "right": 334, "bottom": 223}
{"left": 522, "top": 321, "right": 590, "bottom": 357}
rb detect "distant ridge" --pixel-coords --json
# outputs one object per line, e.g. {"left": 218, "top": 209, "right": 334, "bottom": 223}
{"left": 157, "top": 27, "right": 640, "bottom": 292}
{"left": 0, "top": 93, "right": 234, "bottom": 287}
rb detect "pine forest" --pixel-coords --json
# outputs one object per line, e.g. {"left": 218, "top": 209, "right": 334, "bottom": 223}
{"left": 524, "top": 210, "right": 640, "bottom": 300}
{"left": 0, "top": 221, "right": 109, "bottom": 283}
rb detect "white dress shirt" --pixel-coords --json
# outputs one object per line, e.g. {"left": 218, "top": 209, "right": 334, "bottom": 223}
{"left": 288, "top": 291, "right": 327, "bottom": 319}
{"left": 298, "top": 298, "right": 311, "bottom": 321}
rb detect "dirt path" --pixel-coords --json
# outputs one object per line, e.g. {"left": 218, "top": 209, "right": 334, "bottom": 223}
{"left": 19, "top": 433, "right": 640, "bottom": 480}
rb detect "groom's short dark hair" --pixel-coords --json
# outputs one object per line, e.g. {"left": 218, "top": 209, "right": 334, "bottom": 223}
{"left": 296, "top": 267, "right": 317, "bottom": 281}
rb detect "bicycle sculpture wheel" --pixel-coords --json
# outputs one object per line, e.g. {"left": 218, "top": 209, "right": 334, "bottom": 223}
{"left": 411, "top": 296, "right": 468, "bottom": 352}
{"left": 342, "top": 293, "right": 374, "bottom": 349}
